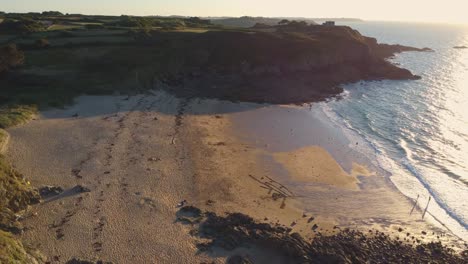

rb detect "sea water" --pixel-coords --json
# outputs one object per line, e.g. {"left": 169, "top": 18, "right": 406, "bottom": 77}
{"left": 322, "top": 21, "right": 468, "bottom": 240}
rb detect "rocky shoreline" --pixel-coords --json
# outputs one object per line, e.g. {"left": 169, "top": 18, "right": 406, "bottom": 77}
{"left": 146, "top": 27, "right": 432, "bottom": 104}
{"left": 178, "top": 206, "right": 467, "bottom": 263}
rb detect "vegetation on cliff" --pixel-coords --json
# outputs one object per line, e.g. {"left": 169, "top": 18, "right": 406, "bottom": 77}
{"left": 0, "top": 154, "right": 41, "bottom": 263}
{"left": 0, "top": 42, "right": 41, "bottom": 264}
{"left": 0, "top": 16, "right": 429, "bottom": 105}
{"left": 0, "top": 44, "right": 24, "bottom": 74}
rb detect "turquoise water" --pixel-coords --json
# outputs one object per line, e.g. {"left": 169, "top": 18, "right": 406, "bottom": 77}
{"left": 324, "top": 21, "right": 468, "bottom": 240}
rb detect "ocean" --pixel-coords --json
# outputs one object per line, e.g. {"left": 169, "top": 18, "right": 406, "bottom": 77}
{"left": 323, "top": 21, "right": 468, "bottom": 240}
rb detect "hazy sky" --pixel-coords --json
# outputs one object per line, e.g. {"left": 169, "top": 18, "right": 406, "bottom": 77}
{"left": 1, "top": 0, "right": 468, "bottom": 24}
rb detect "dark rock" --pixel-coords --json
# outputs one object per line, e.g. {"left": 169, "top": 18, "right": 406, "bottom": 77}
{"left": 39, "top": 185, "right": 64, "bottom": 197}
{"left": 183, "top": 210, "right": 466, "bottom": 263}
{"left": 66, "top": 259, "right": 113, "bottom": 264}
{"left": 179, "top": 206, "right": 202, "bottom": 217}
{"left": 72, "top": 185, "right": 91, "bottom": 193}
{"left": 226, "top": 255, "right": 253, "bottom": 264}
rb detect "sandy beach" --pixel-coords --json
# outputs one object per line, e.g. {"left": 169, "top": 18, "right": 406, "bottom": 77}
{"left": 5, "top": 91, "right": 465, "bottom": 263}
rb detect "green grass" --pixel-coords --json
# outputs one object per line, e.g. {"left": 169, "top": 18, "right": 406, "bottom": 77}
{"left": 0, "top": 105, "right": 37, "bottom": 129}
{"left": 0, "top": 230, "right": 44, "bottom": 264}
{"left": 0, "top": 154, "right": 41, "bottom": 263}
{"left": 0, "top": 230, "right": 30, "bottom": 264}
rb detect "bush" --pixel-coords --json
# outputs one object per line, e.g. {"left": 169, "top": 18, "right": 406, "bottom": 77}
{"left": 0, "top": 44, "right": 24, "bottom": 74}
{"left": 35, "top": 38, "right": 50, "bottom": 48}
{"left": 41, "top": 11, "right": 63, "bottom": 16}
{"left": 0, "top": 18, "right": 46, "bottom": 34}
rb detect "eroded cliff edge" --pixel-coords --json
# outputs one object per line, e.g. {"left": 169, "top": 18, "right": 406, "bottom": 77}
{"left": 142, "top": 25, "right": 432, "bottom": 104}
{"left": 2, "top": 25, "right": 431, "bottom": 106}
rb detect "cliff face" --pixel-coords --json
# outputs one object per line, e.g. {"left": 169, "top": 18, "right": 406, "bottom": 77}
{"left": 145, "top": 26, "right": 428, "bottom": 103}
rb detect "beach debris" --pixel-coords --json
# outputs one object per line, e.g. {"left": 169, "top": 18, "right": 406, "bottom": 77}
{"left": 226, "top": 255, "right": 253, "bottom": 264}
{"left": 307, "top": 216, "right": 315, "bottom": 223}
{"left": 176, "top": 199, "right": 187, "bottom": 208}
{"left": 312, "top": 224, "right": 319, "bottom": 231}
{"left": 410, "top": 194, "right": 420, "bottom": 215}
{"left": 39, "top": 185, "right": 64, "bottom": 197}
{"left": 422, "top": 197, "right": 431, "bottom": 219}
{"left": 148, "top": 157, "right": 160, "bottom": 162}
{"left": 271, "top": 192, "right": 284, "bottom": 201}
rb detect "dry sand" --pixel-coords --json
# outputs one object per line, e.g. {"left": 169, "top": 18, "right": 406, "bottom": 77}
{"left": 5, "top": 91, "right": 465, "bottom": 263}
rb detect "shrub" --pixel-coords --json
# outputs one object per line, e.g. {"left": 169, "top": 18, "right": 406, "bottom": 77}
{"left": 0, "top": 44, "right": 24, "bottom": 74}
{"left": 0, "top": 18, "right": 46, "bottom": 34}
{"left": 41, "top": 11, "right": 63, "bottom": 16}
{"left": 35, "top": 38, "right": 50, "bottom": 48}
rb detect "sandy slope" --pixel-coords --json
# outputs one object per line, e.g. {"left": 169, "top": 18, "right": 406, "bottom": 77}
{"left": 5, "top": 91, "right": 464, "bottom": 263}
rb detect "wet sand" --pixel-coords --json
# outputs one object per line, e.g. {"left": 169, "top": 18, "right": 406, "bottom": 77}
{"left": 5, "top": 91, "right": 465, "bottom": 263}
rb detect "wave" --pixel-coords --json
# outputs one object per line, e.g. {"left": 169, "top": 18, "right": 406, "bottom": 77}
{"left": 401, "top": 160, "right": 468, "bottom": 230}
{"left": 319, "top": 92, "right": 468, "bottom": 239}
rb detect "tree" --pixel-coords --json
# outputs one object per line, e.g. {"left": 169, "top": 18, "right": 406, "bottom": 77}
{"left": 278, "top": 19, "right": 290, "bottom": 25}
{"left": 42, "top": 11, "right": 64, "bottom": 16}
{"left": 0, "top": 44, "right": 24, "bottom": 74}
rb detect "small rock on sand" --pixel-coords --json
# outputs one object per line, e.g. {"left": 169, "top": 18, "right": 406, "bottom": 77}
{"left": 72, "top": 185, "right": 91, "bottom": 193}
{"left": 39, "top": 186, "right": 64, "bottom": 197}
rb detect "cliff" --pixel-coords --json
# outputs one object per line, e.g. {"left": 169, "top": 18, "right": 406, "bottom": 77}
{"left": 135, "top": 26, "right": 430, "bottom": 103}
{"left": 2, "top": 25, "right": 432, "bottom": 105}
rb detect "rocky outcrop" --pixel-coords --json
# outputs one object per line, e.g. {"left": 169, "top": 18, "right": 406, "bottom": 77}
{"left": 177, "top": 207, "right": 468, "bottom": 264}
{"left": 364, "top": 36, "right": 433, "bottom": 58}
{"left": 144, "top": 26, "right": 429, "bottom": 103}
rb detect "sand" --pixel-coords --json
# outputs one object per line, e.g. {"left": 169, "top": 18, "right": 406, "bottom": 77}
{"left": 5, "top": 91, "right": 465, "bottom": 263}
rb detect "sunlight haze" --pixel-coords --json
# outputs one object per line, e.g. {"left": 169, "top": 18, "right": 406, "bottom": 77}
{"left": 1, "top": 0, "right": 468, "bottom": 24}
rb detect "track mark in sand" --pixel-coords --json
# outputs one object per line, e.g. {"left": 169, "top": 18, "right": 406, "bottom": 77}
{"left": 249, "top": 174, "right": 295, "bottom": 209}
{"left": 171, "top": 98, "right": 190, "bottom": 145}
{"left": 71, "top": 169, "right": 82, "bottom": 179}
{"left": 49, "top": 195, "right": 84, "bottom": 240}
{"left": 90, "top": 95, "right": 157, "bottom": 253}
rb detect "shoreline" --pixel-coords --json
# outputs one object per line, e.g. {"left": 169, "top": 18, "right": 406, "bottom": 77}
{"left": 227, "top": 101, "right": 467, "bottom": 245}
{"left": 4, "top": 91, "right": 466, "bottom": 262}
{"left": 318, "top": 96, "right": 468, "bottom": 241}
